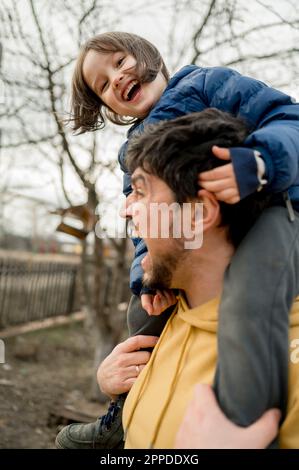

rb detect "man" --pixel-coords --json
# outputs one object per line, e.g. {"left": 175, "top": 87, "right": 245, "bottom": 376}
{"left": 120, "top": 109, "right": 299, "bottom": 448}
{"left": 56, "top": 108, "right": 297, "bottom": 449}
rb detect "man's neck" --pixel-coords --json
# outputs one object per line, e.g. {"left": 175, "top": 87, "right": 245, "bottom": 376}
{"left": 176, "top": 238, "right": 234, "bottom": 309}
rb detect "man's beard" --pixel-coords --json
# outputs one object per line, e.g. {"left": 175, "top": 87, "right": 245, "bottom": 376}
{"left": 143, "top": 243, "right": 186, "bottom": 291}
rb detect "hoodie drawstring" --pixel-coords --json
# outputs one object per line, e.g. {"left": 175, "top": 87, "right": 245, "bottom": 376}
{"left": 124, "top": 306, "right": 193, "bottom": 449}
{"left": 149, "top": 325, "right": 192, "bottom": 449}
{"left": 124, "top": 311, "right": 175, "bottom": 443}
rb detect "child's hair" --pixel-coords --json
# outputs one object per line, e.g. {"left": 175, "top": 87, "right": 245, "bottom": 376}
{"left": 70, "top": 32, "right": 170, "bottom": 134}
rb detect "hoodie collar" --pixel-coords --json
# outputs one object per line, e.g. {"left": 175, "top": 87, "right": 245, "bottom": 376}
{"left": 176, "top": 292, "right": 219, "bottom": 332}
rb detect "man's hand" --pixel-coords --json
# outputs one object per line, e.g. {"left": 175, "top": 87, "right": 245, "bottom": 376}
{"left": 198, "top": 146, "right": 240, "bottom": 204}
{"left": 97, "top": 335, "right": 158, "bottom": 400}
{"left": 141, "top": 290, "right": 177, "bottom": 316}
{"left": 175, "top": 384, "right": 281, "bottom": 449}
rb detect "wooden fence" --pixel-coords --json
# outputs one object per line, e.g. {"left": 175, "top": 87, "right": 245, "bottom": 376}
{"left": 0, "top": 251, "right": 80, "bottom": 329}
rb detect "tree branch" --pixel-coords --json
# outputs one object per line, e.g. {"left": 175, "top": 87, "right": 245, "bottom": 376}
{"left": 224, "top": 48, "right": 299, "bottom": 67}
{"left": 29, "top": 0, "right": 90, "bottom": 189}
{"left": 255, "top": 0, "right": 299, "bottom": 30}
{"left": 2, "top": 135, "right": 57, "bottom": 149}
{"left": 191, "top": 0, "right": 218, "bottom": 64}
{"left": 199, "top": 20, "right": 299, "bottom": 57}
{"left": 58, "top": 153, "right": 73, "bottom": 206}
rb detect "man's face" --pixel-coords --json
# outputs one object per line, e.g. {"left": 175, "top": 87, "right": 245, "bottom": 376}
{"left": 126, "top": 168, "right": 188, "bottom": 290}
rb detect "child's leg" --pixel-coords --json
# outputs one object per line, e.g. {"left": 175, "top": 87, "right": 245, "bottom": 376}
{"left": 214, "top": 205, "right": 299, "bottom": 428}
{"left": 127, "top": 294, "right": 173, "bottom": 337}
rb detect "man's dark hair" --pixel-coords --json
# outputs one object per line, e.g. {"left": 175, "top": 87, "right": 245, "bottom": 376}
{"left": 126, "top": 108, "right": 271, "bottom": 247}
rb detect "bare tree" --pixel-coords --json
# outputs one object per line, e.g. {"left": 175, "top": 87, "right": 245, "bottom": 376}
{"left": 1, "top": 0, "right": 299, "bottom": 403}
{"left": 0, "top": 0, "right": 132, "bottom": 401}
{"left": 165, "top": 0, "right": 299, "bottom": 94}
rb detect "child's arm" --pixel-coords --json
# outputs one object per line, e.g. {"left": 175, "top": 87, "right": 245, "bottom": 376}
{"left": 148, "top": 66, "right": 299, "bottom": 203}
{"left": 120, "top": 66, "right": 299, "bottom": 299}
{"left": 200, "top": 67, "right": 299, "bottom": 201}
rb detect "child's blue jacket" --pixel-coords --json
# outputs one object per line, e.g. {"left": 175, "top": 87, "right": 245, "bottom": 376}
{"left": 118, "top": 65, "right": 299, "bottom": 295}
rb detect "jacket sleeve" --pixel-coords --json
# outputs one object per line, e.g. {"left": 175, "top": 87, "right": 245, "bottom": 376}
{"left": 245, "top": 108, "right": 299, "bottom": 192}
{"left": 201, "top": 67, "right": 299, "bottom": 196}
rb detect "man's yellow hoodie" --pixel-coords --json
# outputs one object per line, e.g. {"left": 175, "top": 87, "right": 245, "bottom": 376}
{"left": 123, "top": 295, "right": 299, "bottom": 448}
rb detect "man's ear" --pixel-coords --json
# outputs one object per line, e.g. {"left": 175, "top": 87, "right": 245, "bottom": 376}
{"left": 196, "top": 189, "right": 220, "bottom": 232}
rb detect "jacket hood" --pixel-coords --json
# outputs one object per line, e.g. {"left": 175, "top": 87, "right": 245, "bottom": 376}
{"left": 176, "top": 293, "right": 219, "bottom": 333}
{"left": 126, "top": 65, "right": 198, "bottom": 139}
{"left": 164, "top": 65, "right": 199, "bottom": 91}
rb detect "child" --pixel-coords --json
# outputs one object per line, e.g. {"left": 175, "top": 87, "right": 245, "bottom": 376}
{"left": 56, "top": 31, "right": 299, "bottom": 449}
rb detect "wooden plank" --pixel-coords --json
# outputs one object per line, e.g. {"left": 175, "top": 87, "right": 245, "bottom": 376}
{"left": 0, "top": 311, "right": 86, "bottom": 338}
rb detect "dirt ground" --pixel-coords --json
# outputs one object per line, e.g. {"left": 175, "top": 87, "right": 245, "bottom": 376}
{"left": 0, "top": 322, "right": 107, "bottom": 449}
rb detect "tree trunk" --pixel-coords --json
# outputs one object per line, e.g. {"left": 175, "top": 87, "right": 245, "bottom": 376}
{"left": 78, "top": 189, "right": 130, "bottom": 402}
{"left": 89, "top": 235, "right": 129, "bottom": 402}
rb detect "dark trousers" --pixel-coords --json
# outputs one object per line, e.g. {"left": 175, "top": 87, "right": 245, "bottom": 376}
{"left": 214, "top": 206, "right": 299, "bottom": 427}
{"left": 127, "top": 205, "right": 299, "bottom": 431}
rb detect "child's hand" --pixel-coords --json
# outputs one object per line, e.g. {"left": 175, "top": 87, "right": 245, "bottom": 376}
{"left": 141, "top": 290, "right": 177, "bottom": 316}
{"left": 198, "top": 146, "right": 240, "bottom": 204}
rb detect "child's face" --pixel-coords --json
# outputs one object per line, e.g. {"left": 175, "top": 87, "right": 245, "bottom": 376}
{"left": 82, "top": 50, "right": 167, "bottom": 119}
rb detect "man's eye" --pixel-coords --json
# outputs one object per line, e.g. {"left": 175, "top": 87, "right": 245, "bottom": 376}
{"left": 102, "top": 81, "right": 108, "bottom": 92}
